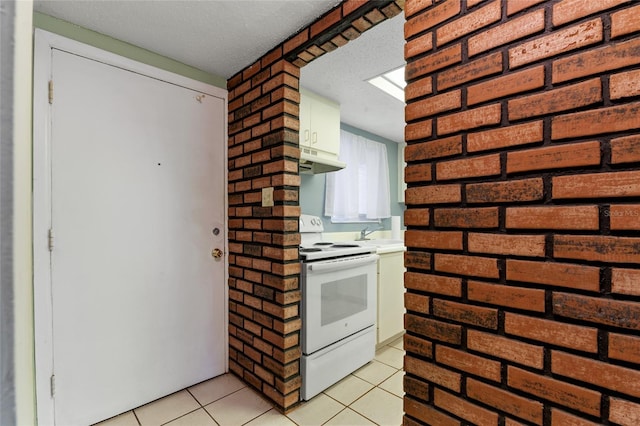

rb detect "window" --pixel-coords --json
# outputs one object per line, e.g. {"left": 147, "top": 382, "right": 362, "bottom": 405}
{"left": 325, "top": 130, "right": 391, "bottom": 223}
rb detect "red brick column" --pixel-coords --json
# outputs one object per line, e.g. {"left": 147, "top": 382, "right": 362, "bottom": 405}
{"left": 403, "top": 0, "right": 640, "bottom": 424}
{"left": 227, "top": 57, "right": 303, "bottom": 411}
{"left": 226, "top": 0, "right": 405, "bottom": 413}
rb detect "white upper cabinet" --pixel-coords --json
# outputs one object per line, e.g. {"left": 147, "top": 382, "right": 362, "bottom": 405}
{"left": 299, "top": 88, "right": 340, "bottom": 158}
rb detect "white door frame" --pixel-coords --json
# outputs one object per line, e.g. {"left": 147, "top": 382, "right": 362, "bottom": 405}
{"left": 33, "top": 29, "right": 229, "bottom": 425}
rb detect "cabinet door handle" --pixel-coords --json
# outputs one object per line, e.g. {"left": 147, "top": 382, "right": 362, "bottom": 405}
{"left": 312, "top": 131, "right": 317, "bottom": 144}
{"left": 305, "top": 129, "right": 310, "bottom": 142}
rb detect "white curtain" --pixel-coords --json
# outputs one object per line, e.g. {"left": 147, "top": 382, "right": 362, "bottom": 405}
{"left": 325, "top": 130, "right": 391, "bottom": 222}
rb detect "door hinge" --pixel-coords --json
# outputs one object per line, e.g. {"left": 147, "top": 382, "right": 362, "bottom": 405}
{"left": 50, "top": 374, "right": 56, "bottom": 397}
{"left": 48, "top": 80, "right": 54, "bottom": 104}
{"left": 48, "top": 228, "right": 54, "bottom": 251}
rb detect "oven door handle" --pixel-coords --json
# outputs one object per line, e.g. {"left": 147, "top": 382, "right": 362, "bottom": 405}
{"left": 309, "top": 254, "right": 379, "bottom": 272}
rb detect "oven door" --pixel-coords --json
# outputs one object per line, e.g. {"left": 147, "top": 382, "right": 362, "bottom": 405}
{"left": 302, "top": 253, "right": 378, "bottom": 355}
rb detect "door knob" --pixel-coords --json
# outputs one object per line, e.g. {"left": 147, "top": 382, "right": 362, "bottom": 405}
{"left": 211, "top": 248, "right": 223, "bottom": 259}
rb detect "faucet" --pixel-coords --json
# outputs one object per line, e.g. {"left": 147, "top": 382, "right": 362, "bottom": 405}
{"left": 358, "top": 225, "right": 383, "bottom": 241}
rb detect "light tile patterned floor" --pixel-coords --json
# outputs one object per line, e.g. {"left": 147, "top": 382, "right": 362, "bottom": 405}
{"left": 96, "top": 336, "right": 405, "bottom": 426}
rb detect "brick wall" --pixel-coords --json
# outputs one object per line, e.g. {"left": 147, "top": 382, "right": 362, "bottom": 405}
{"left": 226, "top": 0, "right": 404, "bottom": 412}
{"left": 403, "top": 0, "right": 640, "bottom": 424}
{"left": 227, "top": 54, "right": 303, "bottom": 412}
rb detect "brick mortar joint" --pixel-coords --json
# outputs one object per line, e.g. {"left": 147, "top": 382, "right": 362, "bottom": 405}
{"left": 284, "top": 1, "right": 402, "bottom": 64}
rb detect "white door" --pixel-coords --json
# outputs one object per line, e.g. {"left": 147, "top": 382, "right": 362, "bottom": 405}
{"left": 47, "top": 48, "right": 226, "bottom": 426}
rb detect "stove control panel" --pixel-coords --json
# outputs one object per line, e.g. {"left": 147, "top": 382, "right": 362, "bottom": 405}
{"left": 300, "top": 214, "right": 324, "bottom": 233}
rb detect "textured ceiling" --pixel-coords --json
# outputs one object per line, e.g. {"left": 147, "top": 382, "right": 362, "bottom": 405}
{"left": 33, "top": 0, "right": 405, "bottom": 143}
{"left": 34, "top": 0, "right": 342, "bottom": 78}
{"left": 301, "top": 14, "right": 405, "bottom": 143}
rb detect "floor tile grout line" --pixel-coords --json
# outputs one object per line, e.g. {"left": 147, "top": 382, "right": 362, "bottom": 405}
{"left": 284, "top": 412, "right": 303, "bottom": 426}
{"left": 311, "top": 365, "right": 402, "bottom": 425}
{"left": 206, "top": 408, "right": 222, "bottom": 426}
{"left": 238, "top": 406, "right": 274, "bottom": 426}
{"left": 319, "top": 405, "right": 381, "bottom": 426}
{"left": 345, "top": 384, "right": 380, "bottom": 410}
{"left": 207, "top": 387, "right": 273, "bottom": 426}
{"left": 144, "top": 380, "right": 251, "bottom": 426}
{"left": 372, "top": 360, "right": 404, "bottom": 370}
{"left": 101, "top": 380, "right": 398, "bottom": 426}
{"left": 317, "top": 391, "right": 348, "bottom": 410}
{"left": 133, "top": 410, "right": 142, "bottom": 426}
{"left": 283, "top": 411, "right": 302, "bottom": 426}
{"left": 195, "top": 384, "right": 250, "bottom": 409}
{"left": 159, "top": 406, "right": 207, "bottom": 426}
{"left": 320, "top": 406, "right": 348, "bottom": 426}
{"left": 374, "top": 351, "right": 404, "bottom": 367}
{"left": 353, "top": 372, "right": 399, "bottom": 388}
{"left": 375, "top": 385, "right": 405, "bottom": 401}
{"left": 349, "top": 393, "right": 384, "bottom": 426}
{"left": 99, "top": 340, "right": 405, "bottom": 426}
{"left": 346, "top": 385, "right": 403, "bottom": 426}
{"left": 186, "top": 387, "right": 204, "bottom": 408}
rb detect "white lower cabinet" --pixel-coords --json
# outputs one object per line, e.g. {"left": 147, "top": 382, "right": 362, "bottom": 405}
{"left": 377, "top": 250, "right": 406, "bottom": 345}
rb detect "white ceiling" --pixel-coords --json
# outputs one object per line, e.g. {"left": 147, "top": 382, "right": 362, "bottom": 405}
{"left": 33, "top": 0, "right": 406, "bottom": 143}
{"left": 300, "top": 14, "right": 405, "bottom": 143}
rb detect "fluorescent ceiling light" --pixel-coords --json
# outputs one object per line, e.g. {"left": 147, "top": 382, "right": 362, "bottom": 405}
{"left": 367, "top": 66, "right": 406, "bottom": 103}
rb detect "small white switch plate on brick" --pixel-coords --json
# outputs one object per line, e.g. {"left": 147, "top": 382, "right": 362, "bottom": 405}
{"left": 262, "top": 187, "right": 274, "bottom": 207}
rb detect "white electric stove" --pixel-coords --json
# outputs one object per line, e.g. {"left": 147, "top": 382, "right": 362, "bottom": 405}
{"left": 299, "top": 214, "right": 376, "bottom": 260}
{"left": 299, "top": 214, "right": 378, "bottom": 400}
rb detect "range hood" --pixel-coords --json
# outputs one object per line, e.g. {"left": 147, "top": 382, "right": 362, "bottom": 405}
{"left": 299, "top": 150, "right": 346, "bottom": 174}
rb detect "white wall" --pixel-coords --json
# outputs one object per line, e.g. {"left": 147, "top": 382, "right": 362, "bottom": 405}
{"left": 0, "top": 3, "right": 15, "bottom": 421}
{"left": 0, "top": 1, "right": 34, "bottom": 424}
{"left": 15, "top": 2, "right": 35, "bottom": 425}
